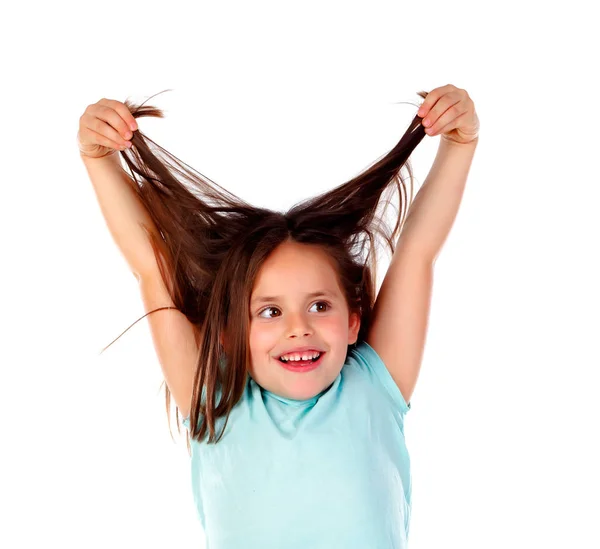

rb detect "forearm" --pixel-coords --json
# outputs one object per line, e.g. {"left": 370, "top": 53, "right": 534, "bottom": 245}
{"left": 81, "top": 152, "right": 166, "bottom": 279}
{"left": 395, "top": 137, "right": 478, "bottom": 263}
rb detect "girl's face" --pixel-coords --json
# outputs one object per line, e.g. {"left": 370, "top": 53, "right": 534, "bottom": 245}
{"left": 247, "top": 241, "right": 360, "bottom": 400}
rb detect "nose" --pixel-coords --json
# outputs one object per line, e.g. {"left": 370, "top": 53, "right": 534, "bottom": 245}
{"left": 285, "top": 311, "right": 313, "bottom": 338}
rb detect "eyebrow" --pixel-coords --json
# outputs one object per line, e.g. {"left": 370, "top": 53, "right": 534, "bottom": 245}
{"left": 251, "top": 290, "right": 336, "bottom": 306}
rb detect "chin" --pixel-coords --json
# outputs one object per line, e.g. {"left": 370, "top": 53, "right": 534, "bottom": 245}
{"left": 250, "top": 358, "right": 340, "bottom": 400}
{"left": 283, "top": 376, "right": 335, "bottom": 401}
{"left": 258, "top": 377, "right": 325, "bottom": 401}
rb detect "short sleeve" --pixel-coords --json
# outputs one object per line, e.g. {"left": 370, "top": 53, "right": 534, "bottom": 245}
{"left": 351, "top": 340, "right": 412, "bottom": 414}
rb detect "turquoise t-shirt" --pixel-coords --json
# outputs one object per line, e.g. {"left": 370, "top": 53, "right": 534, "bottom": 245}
{"left": 182, "top": 340, "right": 412, "bottom": 548}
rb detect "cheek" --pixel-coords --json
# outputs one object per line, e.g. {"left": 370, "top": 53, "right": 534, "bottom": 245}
{"left": 247, "top": 324, "right": 276, "bottom": 380}
{"left": 320, "top": 315, "right": 349, "bottom": 340}
{"left": 248, "top": 323, "right": 279, "bottom": 371}
{"left": 249, "top": 322, "right": 277, "bottom": 350}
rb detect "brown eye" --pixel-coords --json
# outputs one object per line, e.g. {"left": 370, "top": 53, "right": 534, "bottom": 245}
{"left": 257, "top": 301, "right": 330, "bottom": 319}
{"left": 312, "top": 301, "right": 331, "bottom": 313}
{"left": 258, "top": 306, "right": 281, "bottom": 319}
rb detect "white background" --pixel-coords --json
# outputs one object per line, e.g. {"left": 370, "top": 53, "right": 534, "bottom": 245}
{"left": 2, "top": 1, "right": 598, "bottom": 547}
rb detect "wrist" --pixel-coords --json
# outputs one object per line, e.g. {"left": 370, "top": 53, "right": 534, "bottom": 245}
{"left": 441, "top": 135, "right": 479, "bottom": 147}
{"left": 79, "top": 149, "right": 117, "bottom": 160}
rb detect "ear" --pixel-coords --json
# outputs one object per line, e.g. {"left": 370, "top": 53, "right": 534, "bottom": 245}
{"left": 348, "top": 311, "right": 361, "bottom": 345}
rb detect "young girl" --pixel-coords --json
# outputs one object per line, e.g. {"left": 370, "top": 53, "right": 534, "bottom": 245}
{"left": 78, "top": 86, "right": 479, "bottom": 548}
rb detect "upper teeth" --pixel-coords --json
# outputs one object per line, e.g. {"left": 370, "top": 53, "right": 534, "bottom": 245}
{"left": 280, "top": 351, "right": 321, "bottom": 362}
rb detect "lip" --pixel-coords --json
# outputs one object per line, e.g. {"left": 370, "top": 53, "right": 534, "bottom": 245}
{"left": 275, "top": 346, "right": 325, "bottom": 357}
{"left": 277, "top": 352, "right": 325, "bottom": 373}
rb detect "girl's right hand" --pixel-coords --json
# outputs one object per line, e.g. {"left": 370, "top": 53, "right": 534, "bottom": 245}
{"left": 77, "top": 98, "right": 139, "bottom": 159}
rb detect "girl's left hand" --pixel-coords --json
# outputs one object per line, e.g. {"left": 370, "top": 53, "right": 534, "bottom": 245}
{"left": 418, "top": 84, "right": 480, "bottom": 145}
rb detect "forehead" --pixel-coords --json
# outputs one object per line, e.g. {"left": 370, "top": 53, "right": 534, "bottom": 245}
{"left": 251, "top": 243, "right": 340, "bottom": 300}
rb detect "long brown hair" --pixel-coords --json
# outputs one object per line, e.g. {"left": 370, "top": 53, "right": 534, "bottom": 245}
{"left": 99, "top": 89, "right": 429, "bottom": 449}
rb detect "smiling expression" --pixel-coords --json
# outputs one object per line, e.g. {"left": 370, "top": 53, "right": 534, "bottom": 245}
{"left": 246, "top": 241, "right": 360, "bottom": 400}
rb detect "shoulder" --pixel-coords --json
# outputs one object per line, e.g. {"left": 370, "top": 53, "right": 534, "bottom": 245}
{"left": 345, "top": 341, "right": 411, "bottom": 414}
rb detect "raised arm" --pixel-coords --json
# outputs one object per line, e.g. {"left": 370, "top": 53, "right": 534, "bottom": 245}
{"left": 79, "top": 99, "right": 198, "bottom": 417}
{"left": 81, "top": 151, "right": 170, "bottom": 280}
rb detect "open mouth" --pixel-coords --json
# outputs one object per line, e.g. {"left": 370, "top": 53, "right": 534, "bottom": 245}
{"left": 278, "top": 351, "right": 322, "bottom": 364}
{"left": 277, "top": 352, "right": 325, "bottom": 371}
